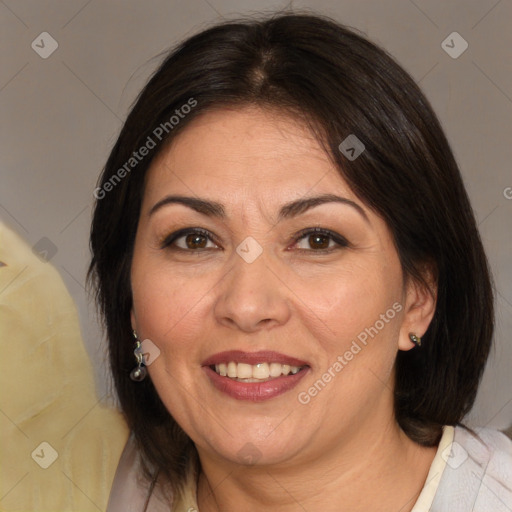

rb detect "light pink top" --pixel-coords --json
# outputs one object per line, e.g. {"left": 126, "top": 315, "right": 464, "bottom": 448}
{"left": 107, "top": 426, "right": 512, "bottom": 512}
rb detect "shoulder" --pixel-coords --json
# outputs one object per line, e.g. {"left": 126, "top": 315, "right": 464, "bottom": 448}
{"left": 431, "top": 425, "right": 512, "bottom": 512}
{"left": 456, "top": 424, "right": 512, "bottom": 452}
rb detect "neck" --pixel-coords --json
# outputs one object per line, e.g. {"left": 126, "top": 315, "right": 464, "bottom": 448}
{"left": 196, "top": 418, "right": 437, "bottom": 512}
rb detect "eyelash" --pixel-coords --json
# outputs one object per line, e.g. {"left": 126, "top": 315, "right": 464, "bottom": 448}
{"left": 160, "top": 227, "right": 349, "bottom": 254}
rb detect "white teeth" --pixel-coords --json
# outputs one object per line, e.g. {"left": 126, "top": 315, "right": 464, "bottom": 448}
{"left": 213, "top": 361, "right": 304, "bottom": 380}
{"left": 237, "top": 363, "right": 252, "bottom": 379}
{"left": 227, "top": 361, "right": 237, "bottom": 378}
{"left": 253, "top": 363, "right": 269, "bottom": 379}
{"left": 269, "top": 362, "right": 282, "bottom": 377}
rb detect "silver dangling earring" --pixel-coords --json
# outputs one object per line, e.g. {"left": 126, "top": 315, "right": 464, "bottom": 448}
{"left": 409, "top": 333, "right": 422, "bottom": 347}
{"left": 130, "top": 330, "right": 147, "bottom": 381}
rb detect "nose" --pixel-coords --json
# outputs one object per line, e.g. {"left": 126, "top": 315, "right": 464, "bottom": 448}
{"left": 213, "top": 247, "right": 291, "bottom": 334}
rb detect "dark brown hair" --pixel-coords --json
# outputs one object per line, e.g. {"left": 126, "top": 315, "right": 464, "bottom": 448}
{"left": 88, "top": 11, "right": 494, "bottom": 497}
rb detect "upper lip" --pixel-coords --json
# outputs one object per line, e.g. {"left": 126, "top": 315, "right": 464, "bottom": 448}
{"left": 202, "top": 350, "right": 309, "bottom": 367}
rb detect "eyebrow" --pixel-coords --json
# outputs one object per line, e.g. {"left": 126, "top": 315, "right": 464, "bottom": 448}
{"left": 149, "top": 193, "right": 369, "bottom": 223}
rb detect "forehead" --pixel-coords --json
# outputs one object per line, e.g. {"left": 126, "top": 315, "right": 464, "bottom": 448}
{"left": 142, "top": 106, "right": 356, "bottom": 208}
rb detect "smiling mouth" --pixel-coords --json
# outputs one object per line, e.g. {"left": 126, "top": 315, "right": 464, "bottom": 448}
{"left": 211, "top": 362, "right": 307, "bottom": 382}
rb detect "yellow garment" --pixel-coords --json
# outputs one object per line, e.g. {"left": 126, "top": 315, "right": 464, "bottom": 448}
{"left": 410, "top": 425, "right": 453, "bottom": 512}
{"left": 0, "top": 221, "right": 129, "bottom": 512}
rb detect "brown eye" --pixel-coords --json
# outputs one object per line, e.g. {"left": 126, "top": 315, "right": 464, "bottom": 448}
{"left": 183, "top": 233, "right": 208, "bottom": 249}
{"left": 160, "top": 228, "right": 218, "bottom": 251}
{"left": 293, "top": 228, "right": 349, "bottom": 253}
{"left": 307, "top": 233, "right": 330, "bottom": 250}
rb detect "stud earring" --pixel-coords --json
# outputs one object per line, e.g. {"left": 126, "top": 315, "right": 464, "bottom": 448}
{"left": 130, "top": 330, "right": 147, "bottom": 381}
{"left": 408, "top": 333, "right": 422, "bottom": 347}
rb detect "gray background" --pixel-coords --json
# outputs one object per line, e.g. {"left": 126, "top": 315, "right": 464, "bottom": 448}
{"left": 1, "top": 0, "right": 511, "bottom": 431}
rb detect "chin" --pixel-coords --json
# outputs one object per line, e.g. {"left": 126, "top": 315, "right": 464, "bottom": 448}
{"left": 196, "top": 423, "right": 309, "bottom": 468}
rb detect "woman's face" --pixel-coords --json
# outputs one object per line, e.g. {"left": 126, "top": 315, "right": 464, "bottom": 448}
{"left": 130, "top": 106, "right": 432, "bottom": 466}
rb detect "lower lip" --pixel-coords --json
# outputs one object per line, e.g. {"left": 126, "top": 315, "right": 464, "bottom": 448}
{"left": 203, "top": 366, "right": 309, "bottom": 402}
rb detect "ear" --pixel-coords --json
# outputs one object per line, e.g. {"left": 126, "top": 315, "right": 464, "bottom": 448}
{"left": 398, "top": 267, "right": 437, "bottom": 351}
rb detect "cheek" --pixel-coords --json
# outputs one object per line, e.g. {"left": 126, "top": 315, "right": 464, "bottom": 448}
{"left": 294, "top": 255, "right": 404, "bottom": 401}
{"left": 133, "top": 272, "right": 196, "bottom": 340}
{"left": 130, "top": 258, "right": 222, "bottom": 365}
{"left": 130, "top": 267, "right": 208, "bottom": 405}
{"left": 294, "top": 256, "right": 402, "bottom": 342}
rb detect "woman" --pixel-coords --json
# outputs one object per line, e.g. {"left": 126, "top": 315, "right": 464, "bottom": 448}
{"left": 89, "top": 12, "right": 512, "bottom": 512}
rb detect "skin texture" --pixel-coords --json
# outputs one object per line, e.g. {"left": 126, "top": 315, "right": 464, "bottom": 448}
{"left": 130, "top": 106, "right": 438, "bottom": 511}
